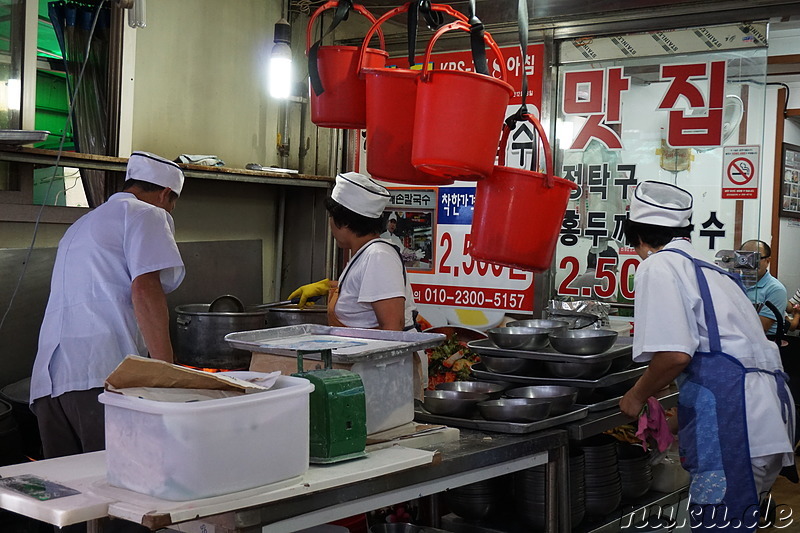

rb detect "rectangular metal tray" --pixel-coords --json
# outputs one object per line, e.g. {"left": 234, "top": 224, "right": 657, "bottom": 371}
{"left": 413, "top": 404, "right": 589, "bottom": 434}
{"left": 468, "top": 336, "right": 632, "bottom": 363}
{"left": 0, "top": 129, "right": 49, "bottom": 144}
{"left": 576, "top": 393, "right": 624, "bottom": 412}
{"left": 470, "top": 363, "right": 646, "bottom": 389}
{"left": 225, "top": 324, "right": 445, "bottom": 363}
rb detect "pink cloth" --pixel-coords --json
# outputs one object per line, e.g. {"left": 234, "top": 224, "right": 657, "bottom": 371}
{"left": 635, "top": 396, "right": 674, "bottom": 452}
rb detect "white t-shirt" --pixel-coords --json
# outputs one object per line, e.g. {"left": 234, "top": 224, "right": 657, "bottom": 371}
{"left": 633, "top": 239, "right": 794, "bottom": 463}
{"left": 334, "top": 239, "right": 415, "bottom": 329}
{"left": 30, "top": 192, "right": 185, "bottom": 402}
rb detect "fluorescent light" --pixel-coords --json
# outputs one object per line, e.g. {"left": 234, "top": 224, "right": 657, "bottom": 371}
{"left": 269, "top": 42, "right": 292, "bottom": 99}
{"left": 269, "top": 18, "right": 292, "bottom": 99}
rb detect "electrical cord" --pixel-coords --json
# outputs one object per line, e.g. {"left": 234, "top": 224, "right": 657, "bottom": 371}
{"left": 0, "top": 1, "right": 106, "bottom": 336}
{"left": 767, "top": 82, "right": 791, "bottom": 118}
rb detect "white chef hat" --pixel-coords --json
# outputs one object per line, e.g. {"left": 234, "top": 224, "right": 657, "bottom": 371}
{"left": 331, "top": 172, "right": 390, "bottom": 219}
{"left": 629, "top": 181, "right": 693, "bottom": 228}
{"left": 387, "top": 211, "right": 398, "bottom": 222}
{"left": 125, "top": 151, "right": 185, "bottom": 197}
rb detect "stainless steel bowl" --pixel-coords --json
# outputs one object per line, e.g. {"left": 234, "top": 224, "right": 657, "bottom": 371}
{"left": 424, "top": 325, "right": 488, "bottom": 343}
{"left": 543, "top": 359, "right": 612, "bottom": 379}
{"left": 435, "top": 380, "right": 510, "bottom": 399}
{"left": 487, "top": 326, "right": 550, "bottom": 351}
{"left": 477, "top": 397, "right": 553, "bottom": 422}
{"left": 505, "top": 385, "right": 578, "bottom": 415}
{"left": 423, "top": 389, "right": 489, "bottom": 418}
{"left": 548, "top": 329, "right": 618, "bottom": 355}
{"left": 481, "top": 354, "right": 538, "bottom": 375}
{"left": 506, "top": 319, "right": 570, "bottom": 334}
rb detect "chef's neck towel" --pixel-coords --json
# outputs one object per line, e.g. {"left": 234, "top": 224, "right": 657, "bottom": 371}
{"left": 636, "top": 396, "right": 674, "bottom": 453}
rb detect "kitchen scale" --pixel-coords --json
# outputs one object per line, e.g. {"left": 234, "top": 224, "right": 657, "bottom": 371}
{"left": 293, "top": 349, "right": 367, "bottom": 464}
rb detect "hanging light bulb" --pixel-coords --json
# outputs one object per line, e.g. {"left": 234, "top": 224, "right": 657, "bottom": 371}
{"left": 269, "top": 18, "right": 292, "bottom": 99}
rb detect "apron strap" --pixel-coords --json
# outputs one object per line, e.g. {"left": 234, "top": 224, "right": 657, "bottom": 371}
{"left": 337, "top": 239, "right": 414, "bottom": 330}
{"left": 659, "top": 247, "right": 746, "bottom": 354}
{"left": 338, "top": 239, "right": 407, "bottom": 290}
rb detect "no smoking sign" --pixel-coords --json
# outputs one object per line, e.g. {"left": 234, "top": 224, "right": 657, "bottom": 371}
{"left": 722, "top": 145, "right": 760, "bottom": 199}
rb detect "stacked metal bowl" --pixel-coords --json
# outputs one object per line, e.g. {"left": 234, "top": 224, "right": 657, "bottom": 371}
{"left": 443, "top": 477, "right": 506, "bottom": 520}
{"left": 476, "top": 397, "right": 552, "bottom": 422}
{"left": 422, "top": 390, "right": 488, "bottom": 418}
{"left": 480, "top": 354, "right": 540, "bottom": 375}
{"left": 511, "top": 449, "right": 586, "bottom": 529}
{"left": 504, "top": 385, "right": 578, "bottom": 416}
{"left": 435, "top": 380, "right": 509, "bottom": 399}
{"left": 617, "top": 444, "right": 653, "bottom": 499}
{"left": 577, "top": 434, "right": 622, "bottom": 516}
{"left": 548, "top": 328, "right": 618, "bottom": 356}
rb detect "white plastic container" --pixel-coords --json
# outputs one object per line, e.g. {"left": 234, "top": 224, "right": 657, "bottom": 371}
{"left": 99, "top": 374, "right": 313, "bottom": 501}
{"left": 249, "top": 350, "right": 414, "bottom": 435}
{"left": 350, "top": 353, "right": 414, "bottom": 434}
{"left": 230, "top": 325, "right": 445, "bottom": 435}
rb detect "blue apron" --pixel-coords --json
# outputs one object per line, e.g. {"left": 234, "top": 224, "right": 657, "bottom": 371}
{"left": 662, "top": 249, "right": 793, "bottom": 532}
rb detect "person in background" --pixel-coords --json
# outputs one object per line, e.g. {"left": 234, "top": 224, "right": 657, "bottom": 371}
{"left": 289, "top": 172, "right": 417, "bottom": 331}
{"left": 381, "top": 211, "right": 403, "bottom": 249}
{"left": 740, "top": 239, "right": 788, "bottom": 338}
{"left": 785, "top": 288, "right": 800, "bottom": 332}
{"left": 29, "top": 152, "right": 185, "bottom": 533}
{"left": 570, "top": 246, "right": 619, "bottom": 301}
{"left": 619, "top": 181, "right": 795, "bottom": 530}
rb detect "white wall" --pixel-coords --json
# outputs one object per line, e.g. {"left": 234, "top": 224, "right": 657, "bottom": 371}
{"left": 769, "top": 26, "right": 800, "bottom": 297}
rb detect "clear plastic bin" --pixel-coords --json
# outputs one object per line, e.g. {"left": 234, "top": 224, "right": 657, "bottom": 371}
{"left": 99, "top": 374, "right": 313, "bottom": 501}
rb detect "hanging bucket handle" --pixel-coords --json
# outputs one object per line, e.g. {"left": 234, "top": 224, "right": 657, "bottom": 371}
{"left": 306, "top": 1, "right": 385, "bottom": 96}
{"left": 356, "top": 2, "right": 468, "bottom": 76}
{"left": 419, "top": 20, "right": 507, "bottom": 83}
{"left": 498, "top": 113, "right": 555, "bottom": 188}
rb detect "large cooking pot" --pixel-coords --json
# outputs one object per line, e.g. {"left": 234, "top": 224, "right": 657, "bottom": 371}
{"left": 264, "top": 304, "right": 329, "bottom": 328}
{"left": 174, "top": 304, "right": 269, "bottom": 369}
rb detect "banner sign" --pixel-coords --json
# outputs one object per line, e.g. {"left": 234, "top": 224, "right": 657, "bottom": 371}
{"left": 555, "top": 46, "right": 767, "bottom": 303}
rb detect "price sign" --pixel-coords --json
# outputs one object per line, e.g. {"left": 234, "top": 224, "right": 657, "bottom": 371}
{"left": 407, "top": 187, "right": 534, "bottom": 312}
{"left": 555, "top": 253, "right": 640, "bottom": 300}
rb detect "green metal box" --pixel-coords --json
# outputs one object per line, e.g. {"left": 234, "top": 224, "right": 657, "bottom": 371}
{"left": 293, "top": 350, "right": 367, "bottom": 463}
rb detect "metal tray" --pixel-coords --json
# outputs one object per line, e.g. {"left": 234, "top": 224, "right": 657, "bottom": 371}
{"left": 468, "top": 336, "right": 632, "bottom": 363}
{"left": 470, "top": 363, "right": 646, "bottom": 389}
{"left": 576, "top": 393, "right": 624, "bottom": 412}
{"left": 413, "top": 404, "right": 589, "bottom": 434}
{"left": 0, "top": 129, "right": 49, "bottom": 144}
{"left": 225, "top": 324, "right": 445, "bottom": 363}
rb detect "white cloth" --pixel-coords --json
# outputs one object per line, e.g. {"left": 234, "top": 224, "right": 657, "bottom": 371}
{"left": 633, "top": 239, "right": 795, "bottom": 465}
{"left": 334, "top": 239, "right": 415, "bottom": 329}
{"left": 126, "top": 151, "right": 185, "bottom": 196}
{"left": 30, "top": 192, "right": 185, "bottom": 403}
{"left": 331, "top": 172, "right": 390, "bottom": 218}
{"left": 380, "top": 231, "right": 403, "bottom": 249}
{"left": 629, "top": 180, "right": 693, "bottom": 227}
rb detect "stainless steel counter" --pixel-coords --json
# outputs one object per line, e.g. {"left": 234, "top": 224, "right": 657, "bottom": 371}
{"left": 566, "top": 386, "right": 679, "bottom": 441}
{"left": 177, "top": 429, "right": 570, "bottom": 533}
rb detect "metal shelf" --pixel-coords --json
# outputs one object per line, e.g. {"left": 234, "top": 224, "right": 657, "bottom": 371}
{"left": 574, "top": 487, "right": 689, "bottom": 533}
{"left": 566, "top": 386, "right": 679, "bottom": 441}
{"left": 0, "top": 147, "right": 334, "bottom": 189}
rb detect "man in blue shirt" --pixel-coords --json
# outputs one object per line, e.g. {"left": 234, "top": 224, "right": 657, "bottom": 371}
{"left": 741, "top": 239, "right": 788, "bottom": 337}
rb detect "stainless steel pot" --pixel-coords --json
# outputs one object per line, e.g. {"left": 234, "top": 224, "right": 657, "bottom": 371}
{"left": 174, "top": 304, "right": 269, "bottom": 369}
{"left": 264, "top": 304, "right": 329, "bottom": 328}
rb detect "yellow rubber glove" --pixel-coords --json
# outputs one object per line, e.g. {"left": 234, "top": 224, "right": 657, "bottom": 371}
{"left": 288, "top": 279, "right": 330, "bottom": 308}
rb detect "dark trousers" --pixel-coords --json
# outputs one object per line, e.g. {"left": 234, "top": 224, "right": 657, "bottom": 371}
{"left": 31, "top": 390, "right": 149, "bottom": 533}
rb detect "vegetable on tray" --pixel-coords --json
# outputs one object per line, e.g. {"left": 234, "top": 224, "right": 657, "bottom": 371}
{"left": 426, "top": 333, "right": 481, "bottom": 388}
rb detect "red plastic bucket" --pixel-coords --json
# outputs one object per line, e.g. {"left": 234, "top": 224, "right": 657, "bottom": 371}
{"left": 306, "top": 2, "right": 387, "bottom": 129}
{"left": 469, "top": 114, "right": 578, "bottom": 272}
{"left": 411, "top": 21, "right": 512, "bottom": 181}
{"left": 359, "top": 4, "right": 468, "bottom": 186}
